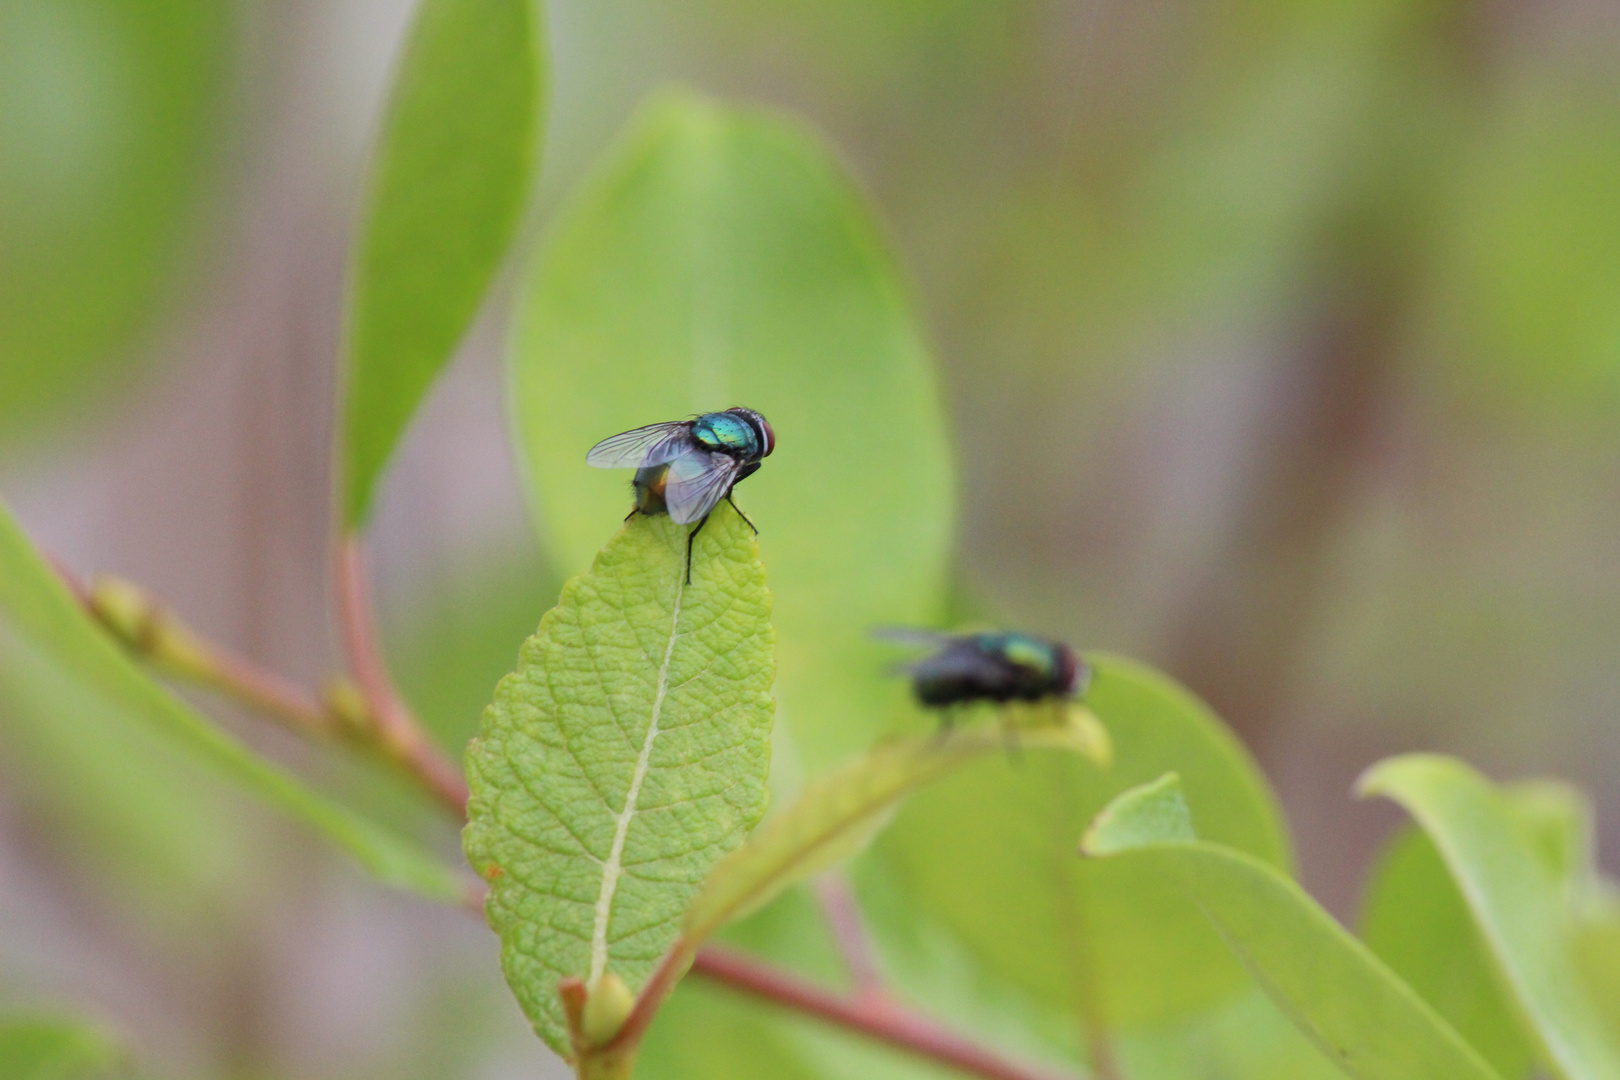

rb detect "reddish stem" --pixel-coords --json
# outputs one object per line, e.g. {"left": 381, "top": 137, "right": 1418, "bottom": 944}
{"left": 814, "top": 873, "right": 886, "bottom": 997}
{"left": 597, "top": 938, "right": 696, "bottom": 1057}
{"left": 690, "top": 946, "right": 1079, "bottom": 1080}
{"left": 203, "top": 647, "right": 331, "bottom": 734}
{"left": 335, "top": 535, "right": 469, "bottom": 816}
{"left": 52, "top": 554, "right": 330, "bottom": 737}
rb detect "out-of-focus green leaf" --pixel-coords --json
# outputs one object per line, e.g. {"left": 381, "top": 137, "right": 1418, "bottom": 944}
{"left": 875, "top": 654, "right": 1289, "bottom": 1028}
{"left": 1575, "top": 891, "right": 1620, "bottom": 1042}
{"left": 1361, "top": 754, "right": 1620, "bottom": 1080}
{"left": 1425, "top": 79, "right": 1620, "bottom": 419}
{"left": 687, "top": 713, "right": 1107, "bottom": 945}
{"left": 638, "top": 979, "right": 823, "bottom": 1080}
{"left": 702, "top": 884, "right": 1037, "bottom": 1080}
{"left": 1080, "top": 770, "right": 1192, "bottom": 851}
{"left": 1119, "top": 988, "right": 1344, "bottom": 1080}
{"left": 0, "top": 0, "right": 231, "bottom": 440}
{"left": 0, "top": 1015, "right": 127, "bottom": 1080}
{"left": 1082, "top": 774, "right": 1504, "bottom": 1080}
{"left": 509, "top": 88, "right": 952, "bottom": 777}
{"left": 1506, "top": 780, "right": 1594, "bottom": 892}
{"left": 0, "top": 620, "right": 253, "bottom": 933}
{"left": 339, "top": 0, "right": 545, "bottom": 525}
{"left": 387, "top": 543, "right": 560, "bottom": 752}
{"left": 463, "top": 508, "right": 775, "bottom": 1055}
{"left": 1361, "top": 825, "right": 1537, "bottom": 1079}
{"left": 0, "top": 497, "right": 464, "bottom": 902}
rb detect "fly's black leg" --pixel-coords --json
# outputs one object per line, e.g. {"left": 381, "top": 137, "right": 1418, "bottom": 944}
{"left": 683, "top": 514, "right": 711, "bottom": 585}
{"left": 725, "top": 492, "right": 758, "bottom": 534}
{"left": 624, "top": 507, "right": 639, "bottom": 523}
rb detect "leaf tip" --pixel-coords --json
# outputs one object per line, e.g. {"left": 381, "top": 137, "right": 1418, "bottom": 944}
{"left": 1353, "top": 752, "right": 1457, "bottom": 803}
{"left": 1065, "top": 703, "right": 1113, "bottom": 769}
{"left": 1080, "top": 772, "right": 1195, "bottom": 857}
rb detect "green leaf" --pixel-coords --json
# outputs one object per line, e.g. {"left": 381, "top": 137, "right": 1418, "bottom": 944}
{"left": 1360, "top": 825, "right": 1537, "bottom": 1079}
{"left": 0, "top": 0, "right": 232, "bottom": 441}
{"left": 1081, "top": 770, "right": 1193, "bottom": 852}
{"left": 1433, "top": 85, "right": 1620, "bottom": 421}
{"left": 0, "top": 1015, "right": 126, "bottom": 1080}
{"left": 874, "top": 653, "right": 1290, "bottom": 1027}
{"left": 1360, "top": 754, "right": 1620, "bottom": 1080}
{"left": 0, "top": 622, "right": 256, "bottom": 933}
{"left": 509, "top": 88, "right": 952, "bottom": 776}
{"left": 0, "top": 496, "right": 464, "bottom": 902}
{"left": 1081, "top": 774, "right": 1504, "bottom": 1080}
{"left": 339, "top": 0, "right": 545, "bottom": 526}
{"left": 638, "top": 980, "right": 823, "bottom": 1080}
{"left": 1119, "top": 988, "right": 1345, "bottom": 1080}
{"left": 1574, "top": 890, "right": 1620, "bottom": 1042}
{"left": 463, "top": 507, "right": 776, "bottom": 1055}
{"left": 687, "top": 711, "right": 1109, "bottom": 945}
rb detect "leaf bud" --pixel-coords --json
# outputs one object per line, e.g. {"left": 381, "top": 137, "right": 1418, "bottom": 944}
{"left": 581, "top": 971, "right": 634, "bottom": 1047}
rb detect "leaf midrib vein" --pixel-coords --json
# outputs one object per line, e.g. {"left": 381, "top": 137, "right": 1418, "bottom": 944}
{"left": 588, "top": 569, "right": 685, "bottom": 987}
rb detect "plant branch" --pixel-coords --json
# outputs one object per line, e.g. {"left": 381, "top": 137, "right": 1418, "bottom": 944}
{"left": 62, "top": 563, "right": 332, "bottom": 740}
{"left": 53, "top": 551, "right": 466, "bottom": 817}
{"left": 335, "top": 535, "right": 469, "bottom": 816}
{"left": 689, "top": 945, "right": 1080, "bottom": 1080}
{"left": 814, "top": 873, "right": 886, "bottom": 997}
{"left": 57, "top": 553, "right": 1078, "bottom": 1080}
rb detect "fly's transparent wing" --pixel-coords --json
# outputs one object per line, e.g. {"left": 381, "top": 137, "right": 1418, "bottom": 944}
{"left": 585, "top": 421, "right": 693, "bottom": 468}
{"left": 871, "top": 627, "right": 957, "bottom": 649}
{"left": 872, "top": 629, "right": 959, "bottom": 675}
{"left": 664, "top": 449, "right": 741, "bottom": 524}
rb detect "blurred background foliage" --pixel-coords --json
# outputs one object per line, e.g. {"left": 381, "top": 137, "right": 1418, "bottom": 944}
{"left": 5, "top": 0, "right": 1620, "bottom": 1077}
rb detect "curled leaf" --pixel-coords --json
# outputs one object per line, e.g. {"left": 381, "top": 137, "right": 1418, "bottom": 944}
{"left": 1083, "top": 775, "right": 1504, "bottom": 1080}
{"left": 687, "top": 711, "right": 1110, "bottom": 945}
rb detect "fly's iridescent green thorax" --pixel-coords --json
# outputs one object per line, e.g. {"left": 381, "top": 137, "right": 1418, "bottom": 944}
{"left": 691, "top": 413, "right": 756, "bottom": 455}
{"left": 988, "top": 633, "right": 1061, "bottom": 678}
{"left": 691, "top": 408, "right": 774, "bottom": 460}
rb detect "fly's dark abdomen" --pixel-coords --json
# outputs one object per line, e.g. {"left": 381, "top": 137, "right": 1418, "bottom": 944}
{"left": 632, "top": 463, "right": 669, "bottom": 516}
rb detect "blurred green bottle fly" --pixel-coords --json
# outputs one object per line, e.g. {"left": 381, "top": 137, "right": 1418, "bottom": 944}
{"left": 586, "top": 407, "right": 775, "bottom": 582}
{"left": 879, "top": 628, "right": 1091, "bottom": 719}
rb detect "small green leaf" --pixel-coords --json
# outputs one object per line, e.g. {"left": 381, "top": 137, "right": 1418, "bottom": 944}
{"left": 1080, "top": 770, "right": 1193, "bottom": 853}
{"left": 1360, "top": 825, "right": 1537, "bottom": 1079}
{"left": 509, "top": 88, "right": 952, "bottom": 775}
{"left": 463, "top": 507, "right": 775, "bottom": 1055}
{"left": 1360, "top": 754, "right": 1620, "bottom": 1080}
{"left": 875, "top": 654, "right": 1290, "bottom": 1027}
{"left": 0, "top": 1015, "right": 127, "bottom": 1080}
{"left": 339, "top": 0, "right": 545, "bottom": 526}
{"left": 0, "top": 497, "right": 464, "bottom": 902}
{"left": 688, "top": 713, "right": 1109, "bottom": 945}
{"left": 1083, "top": 775, "right": 1504, "bottom": 1080}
